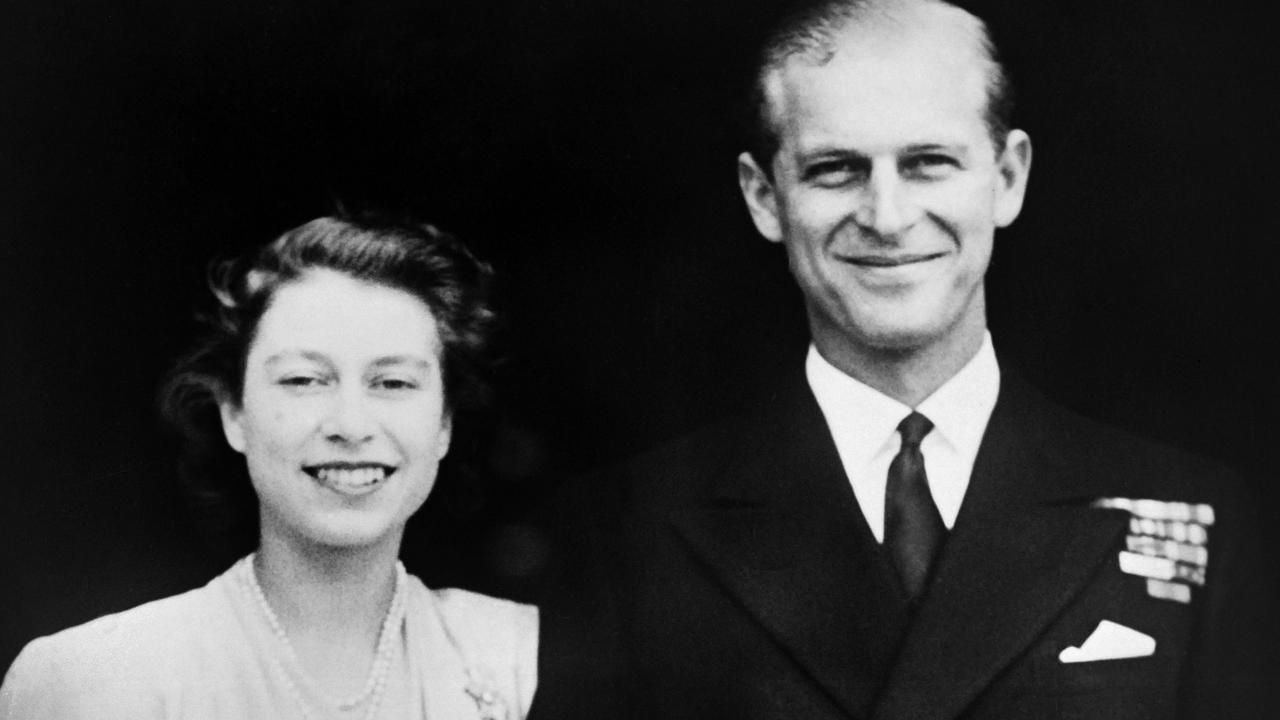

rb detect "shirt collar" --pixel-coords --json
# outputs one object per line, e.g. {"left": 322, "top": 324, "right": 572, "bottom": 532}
{"left": 806, "top": 346, "right": 910, "bottom": 473}
{"left": 805, "top": 332, "right": 1000, "bottom": 464}
{"left": 916, "top": 333, "right": 1000, "bottom": 460}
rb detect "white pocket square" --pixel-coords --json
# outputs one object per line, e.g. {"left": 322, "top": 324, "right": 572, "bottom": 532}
{"left": 1058, "top": 620, "right": 1156, "bottom": 663}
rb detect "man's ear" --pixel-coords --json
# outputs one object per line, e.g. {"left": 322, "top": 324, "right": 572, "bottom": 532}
{"left": 737, "top": 152, "right": 785, "bottom": 242}
{"left": 219, "top": 399, "right": 247, "bottom": 454}
{"left": 993, "top": 129, "right": 1032, "bottom": 228}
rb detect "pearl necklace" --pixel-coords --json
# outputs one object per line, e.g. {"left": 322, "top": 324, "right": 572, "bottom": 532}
{"left": 239, "top": 555, "right": 408, "bottom": 720}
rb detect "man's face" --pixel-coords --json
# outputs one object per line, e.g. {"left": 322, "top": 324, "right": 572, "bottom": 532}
{"left": 739, "top": 11, "right": 1031, "bottom": 365}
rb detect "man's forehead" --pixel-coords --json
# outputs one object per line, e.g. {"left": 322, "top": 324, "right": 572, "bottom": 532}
{"left": 763, "top": 10, "right": 991, "bottom": 156}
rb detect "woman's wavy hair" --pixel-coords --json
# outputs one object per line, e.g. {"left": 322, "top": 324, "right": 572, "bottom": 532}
{"left": 159, "top": 214, "right": 497, "bottom": 558}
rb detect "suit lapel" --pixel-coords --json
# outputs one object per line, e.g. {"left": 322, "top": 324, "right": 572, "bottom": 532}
{"left": 672, "top": 376, "right": 909, "bottom": 719}
{"left": 872, "top": 374, "right": 1129, "bottom": 720}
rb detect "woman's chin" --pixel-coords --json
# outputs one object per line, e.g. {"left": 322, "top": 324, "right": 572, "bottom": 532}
{"left": 275, "top": 515, "right": 407, "bottom": 554}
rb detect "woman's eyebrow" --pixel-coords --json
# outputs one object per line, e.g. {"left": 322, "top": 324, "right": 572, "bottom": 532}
{"left": 370, "top": 355, "right": 433, "bottom": 370}
{"left": 263, "top": 350, "right": 330, "bottom": 366}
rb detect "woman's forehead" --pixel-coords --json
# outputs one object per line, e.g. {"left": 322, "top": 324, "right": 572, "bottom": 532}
{"left": 250, "top": 269, "right": 441, "bottom": 362}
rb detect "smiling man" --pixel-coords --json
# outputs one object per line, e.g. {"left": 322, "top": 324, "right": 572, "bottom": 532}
{"left": 738, "top": 0, "right": 1027, "bottom": 406}
{"left": 575, "top": 1, "right": 1275, "bottom": 718}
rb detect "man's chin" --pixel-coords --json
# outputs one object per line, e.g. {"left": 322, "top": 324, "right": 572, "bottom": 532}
{"left": 845, "top": 310, "right": 950, "bottom": 351}
{"left": 813, "top": 311, "right": 976, "bottom": 362}
{"left": 815, "top": 287, "right": 986, "bottom": 359}
{"left": 812, "top": 322, "right": 934, "bottom": 360}
{"left": 858, "top": 326, "right": 947, "bottom": 356}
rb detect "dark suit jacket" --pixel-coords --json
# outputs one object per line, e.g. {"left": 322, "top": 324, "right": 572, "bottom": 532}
{"left": 535, "top": 368, "right": 1276, "bottom": 720}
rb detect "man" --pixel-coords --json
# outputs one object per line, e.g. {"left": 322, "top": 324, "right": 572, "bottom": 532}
{"left": 547, "top": 1, "right": 1274, "bottom": 718}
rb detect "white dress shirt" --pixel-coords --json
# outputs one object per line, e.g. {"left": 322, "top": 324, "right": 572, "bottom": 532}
{"left": 805, "top": 333, "right": 1001, "bottom": 542}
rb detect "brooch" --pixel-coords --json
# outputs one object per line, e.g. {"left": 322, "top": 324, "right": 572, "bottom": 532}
{"left": 464, "top": 666, "right": 511, "bottom": 720}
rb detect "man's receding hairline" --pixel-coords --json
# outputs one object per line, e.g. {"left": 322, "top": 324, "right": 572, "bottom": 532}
{"left": 750, "top": 0, "right": 1011, "bottom": 170}
{"left": 761, "top": 3, "right": 992, "bottom": 115}
{"left": 763, "top": 0, "right": 934, "bottom": 68}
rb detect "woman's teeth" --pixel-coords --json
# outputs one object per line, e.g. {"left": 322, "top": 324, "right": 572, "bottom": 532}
{"left": 315, "top": 466, "right": 387, "bottom": 489}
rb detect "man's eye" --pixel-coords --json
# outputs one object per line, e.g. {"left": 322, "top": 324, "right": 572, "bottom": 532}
{"left": 901, "top": 154, "right": 958, "bottom": 179}
{"left": 804, "top": 160, "right": 868, "bottom": 188}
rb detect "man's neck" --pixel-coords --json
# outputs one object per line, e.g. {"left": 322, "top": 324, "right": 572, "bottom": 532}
{"left": 814, "top": 325, "right": 987, "bottom": 408}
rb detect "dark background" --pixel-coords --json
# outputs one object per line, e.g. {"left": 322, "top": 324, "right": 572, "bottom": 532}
{"left": 2, "top": 0, "right": 1277, "bottom": 671}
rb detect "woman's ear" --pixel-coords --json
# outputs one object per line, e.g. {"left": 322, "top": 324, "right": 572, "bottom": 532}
{"left": 435, "top": 413, "right": 453, "bottom": 461}
{"left": 218, "top": 399, "right": 247, "bottom": 454}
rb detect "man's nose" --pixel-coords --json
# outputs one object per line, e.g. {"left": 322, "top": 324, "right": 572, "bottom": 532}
{"left": 854, "top": 164, "right": 917, "bottom": 240}
{"left": 320, "top": 390, "right": 376, "bottom": 445}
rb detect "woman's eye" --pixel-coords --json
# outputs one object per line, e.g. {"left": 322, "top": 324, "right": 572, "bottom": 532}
{"left": 278, "top": 375, "right": 325, "bottom": 389}
{"left": 374, "top": 377, "right": 418, "bottom": 391}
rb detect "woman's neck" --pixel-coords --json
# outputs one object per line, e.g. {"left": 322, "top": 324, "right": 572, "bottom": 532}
{"left": 252, "top": 532, "right": 403, "bottom": 696}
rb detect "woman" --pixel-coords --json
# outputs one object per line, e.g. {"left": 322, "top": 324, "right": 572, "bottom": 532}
{"left": 0, "top": 216, "right": 537, "bottom": 719}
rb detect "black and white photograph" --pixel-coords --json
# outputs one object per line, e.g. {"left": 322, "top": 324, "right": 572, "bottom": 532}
{"left": 2, "top": 0, "right": 1277, "bottom": 717}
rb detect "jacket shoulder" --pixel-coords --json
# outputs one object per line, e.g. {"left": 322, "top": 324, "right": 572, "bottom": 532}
{"left": 431, "top": 586, "right": 539, "bottom": 658}
{"left": 0, "top": 581, "right": 226, "bottom": 719}
{"left": 429, "top": 585, "right": 539, "bottom": 718}
{"left": 1001, "top": 373, "right": 1249, "bottom": 507}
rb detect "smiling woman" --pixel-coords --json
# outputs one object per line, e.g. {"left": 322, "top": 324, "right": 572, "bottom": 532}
{"left": 221, "top": 270, "right": 456, "bottom": 554}
{"left": 0, "top": 217, "right": 538, "bottom": 719}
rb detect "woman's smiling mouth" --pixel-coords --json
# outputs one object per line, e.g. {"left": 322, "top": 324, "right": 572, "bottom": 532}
{"left": 302, "top": 462, "right": 397, "bottom": 495}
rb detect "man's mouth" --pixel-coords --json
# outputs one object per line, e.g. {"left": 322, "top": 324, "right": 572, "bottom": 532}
{"left": 302, "top": 462, "right": 397, "bottom": 495}
{"left": 842, "top": 252, "right": 947, "bottom": 268}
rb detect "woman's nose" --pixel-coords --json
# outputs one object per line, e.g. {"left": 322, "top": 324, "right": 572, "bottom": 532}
{"left": 319, "top": 391, "right": 376, "bottom": 444}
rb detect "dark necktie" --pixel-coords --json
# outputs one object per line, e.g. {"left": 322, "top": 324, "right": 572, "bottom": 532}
{"left": 885, "top": 411, "right": 946, "bottom": 601}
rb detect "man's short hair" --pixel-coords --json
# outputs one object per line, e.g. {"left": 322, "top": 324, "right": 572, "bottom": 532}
{"left": 744, "top": 0, "right": 1015, "bottom": 175}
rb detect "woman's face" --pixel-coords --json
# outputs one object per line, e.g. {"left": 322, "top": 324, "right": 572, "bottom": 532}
{"left": 219, "top": 269, "right": 452, "bottom": 552}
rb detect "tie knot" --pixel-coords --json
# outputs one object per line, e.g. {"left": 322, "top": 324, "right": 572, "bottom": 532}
{"left": 897, "top": 411, "right": 934, "bottom": 447}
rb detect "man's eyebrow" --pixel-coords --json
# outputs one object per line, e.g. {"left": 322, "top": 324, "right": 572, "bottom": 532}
{"left": 795, "top": 146, "right": 871, "bottom": 161}
{"left": 901, "top": 142, "right": 967, "bottom": 155}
